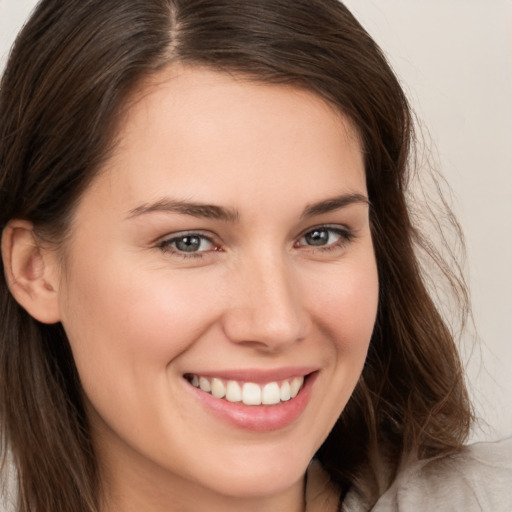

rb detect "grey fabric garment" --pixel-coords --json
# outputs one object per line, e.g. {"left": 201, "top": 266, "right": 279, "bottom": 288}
{"left": 342, "top": 438, "right": 512, "bottom": 512}
{"left": 0, "top": 453, "right": 17, "bottom": 512}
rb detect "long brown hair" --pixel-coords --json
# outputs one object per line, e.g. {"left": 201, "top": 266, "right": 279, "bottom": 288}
{"left": 0, "top": 1, "right": 472, "bottom": 510}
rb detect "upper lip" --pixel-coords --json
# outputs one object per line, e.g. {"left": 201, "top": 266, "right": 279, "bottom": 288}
{"left": 184, "top": 366, "right": 318, "bottom": 384}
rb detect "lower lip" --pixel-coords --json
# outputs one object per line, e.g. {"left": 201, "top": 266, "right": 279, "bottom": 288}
{"left": 186, "top": 373, "right": 317, "bottom": 432}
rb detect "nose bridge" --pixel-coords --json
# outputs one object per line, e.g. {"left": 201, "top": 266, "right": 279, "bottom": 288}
{"left": 223, "top": 247, "right": 308, "bottom": 349}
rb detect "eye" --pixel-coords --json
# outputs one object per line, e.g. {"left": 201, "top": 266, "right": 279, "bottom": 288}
{"left": 296, "top": 226, "right": 353, "bottom": 251}
{"left": 159, "top": 232, "right": 218, "bottom": 255}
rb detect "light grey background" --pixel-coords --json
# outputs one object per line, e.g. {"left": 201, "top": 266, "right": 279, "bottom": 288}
{"left": 1, "top": 0, "right": 511, "bottom": 442}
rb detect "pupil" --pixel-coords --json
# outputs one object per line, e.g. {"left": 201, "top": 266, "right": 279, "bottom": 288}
{"left": 176, "top": 236, "right": 201, "bottom": 252}
{"left": 305, "top": 230, "right": 328, "bottom": 246}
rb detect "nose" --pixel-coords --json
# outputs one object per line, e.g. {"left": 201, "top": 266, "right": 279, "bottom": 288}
{"left": 221, "top": 252, "right": 310, "bottom": 352}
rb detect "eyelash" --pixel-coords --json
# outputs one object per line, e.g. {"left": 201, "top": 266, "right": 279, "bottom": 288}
{"left": 158, "top": 231, "right": 220, "bottom": 259}
{"left": 295, "top": 226, "right": 355, "bottom": 253}
{"left": 158, "top": 226, "right": 355, "bottom": 259}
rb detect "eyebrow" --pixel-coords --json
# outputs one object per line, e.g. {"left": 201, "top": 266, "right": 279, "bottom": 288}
{"left": 127, "top": 199, "right": 240, "bottom": 222}
{"left": 127, "top": 193, "right": 369, "bottom": 222}
{"left": 301, "top": 193, "right": 369, "bottom": 219}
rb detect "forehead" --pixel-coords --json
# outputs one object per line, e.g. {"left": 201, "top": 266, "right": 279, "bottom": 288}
{"left": 82, "top": 65, "right": 366, "bottom": 218}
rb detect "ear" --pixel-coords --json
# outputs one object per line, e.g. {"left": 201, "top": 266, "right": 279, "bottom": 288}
{"left": 1, "top": 220, "right": 61, "bottom": 324}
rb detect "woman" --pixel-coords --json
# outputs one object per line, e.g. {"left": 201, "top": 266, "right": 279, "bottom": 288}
{"left": 0, "top": 1, "right": 510, "bottom": 511}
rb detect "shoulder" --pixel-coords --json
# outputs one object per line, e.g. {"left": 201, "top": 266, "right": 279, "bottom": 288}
{"left": 368, "top": 438, "right": 512, "bottom": 512}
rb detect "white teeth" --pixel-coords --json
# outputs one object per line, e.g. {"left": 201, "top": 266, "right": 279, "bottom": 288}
{"left": 211, "top": 378, "right": 226, "bottom": 399}
{"left": 290, "top": 377, "right": 304, "bottom": 398}
{"left": 226, "top": 380, "right": 242, "bottom": 402}
{"left": 242, "top": 382, "right": 262, "bottom": 405}
{"left": 262, "top": 382, "right": 281, "bottom": 405}
{"left": 199, "top": 377, "right": 211, "bottom": 393}
{"left": 280, "top": 380, "right": 291, "bottom": 401}
{"left": 188, "top": 374, "right": 307, "bottom": 405}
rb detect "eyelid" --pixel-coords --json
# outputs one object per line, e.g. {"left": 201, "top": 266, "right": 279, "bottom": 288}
{"left": 157, "top": 228, "right": 217, "bottom": 242}
{"left": 296, "top": 223, "right": 353, "bottom": 240}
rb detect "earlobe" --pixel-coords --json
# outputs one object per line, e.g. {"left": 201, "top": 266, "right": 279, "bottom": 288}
{"left": 1, "top": 220, "right": 61, "bottom": 324}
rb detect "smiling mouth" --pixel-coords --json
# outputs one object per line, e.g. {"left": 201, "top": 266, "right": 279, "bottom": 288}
{"left": 185, "top": 374, "right": 306, "bottom": 406}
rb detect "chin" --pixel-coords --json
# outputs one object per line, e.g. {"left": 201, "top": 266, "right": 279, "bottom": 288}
{"left": 195, "top": 452, "right": 310, "bottom": 499}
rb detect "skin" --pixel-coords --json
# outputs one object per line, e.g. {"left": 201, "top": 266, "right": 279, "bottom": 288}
{"left": 41, "top": 66, "right": 379, "bottom": 511}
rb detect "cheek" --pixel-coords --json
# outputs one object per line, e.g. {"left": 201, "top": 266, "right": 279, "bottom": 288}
{"left": 297, "top": 253, "right": 378, "bottom": 442}
{"left": 58, "top": 257, "right": 222, "bottom": 391}
{"left": 308, "top": 255, "right": 379, "bottom": 354}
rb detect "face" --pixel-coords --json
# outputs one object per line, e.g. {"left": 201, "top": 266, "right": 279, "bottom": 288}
{"left": 54, "top": 66, "right": 378, "bottom": 507}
